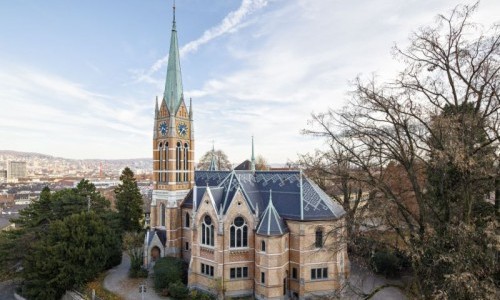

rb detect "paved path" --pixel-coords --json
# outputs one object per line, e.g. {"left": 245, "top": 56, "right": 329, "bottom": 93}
{"left": 103, "top": 253, "right": 168, "bottom": 300}
{"left": 345, "top": 258, "right": 408, "bottom": 300}
{"left": 0, "top": 280, "right": 18, "bottom": 300}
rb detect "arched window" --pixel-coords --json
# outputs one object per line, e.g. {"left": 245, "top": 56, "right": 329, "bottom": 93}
{"left": 261, "top": 240, "right": 266, "bottom": 252}
{"left": 160, "top": 203, "right": 166, "bottom": 227}
{"left": 183, "top": 143, "right": 189, "bottom": 182}
{"left": 158, "top": 142, "right": 163, "bottom": 182}
{"left": 315, "top": 228, "right": 323, "bottom": 248}
{"left": 185, "top": 212, "right": 190, "bottom": 228}
{"left": 201, "top": 215, "right": 214, "bottom": 247}
{"left": 230, "top": 217, "right": 248, "bottom": 248}
{"left": 164, "top": 142, "right": 168, "bottom": 182}
{"left": 176, "top": 142, "right": 181, "bottom": 182}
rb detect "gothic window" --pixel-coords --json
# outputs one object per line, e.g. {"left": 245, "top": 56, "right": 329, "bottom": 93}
{"left": 261, "top": 240, "right": 266, "bottom": 252}
{"left": 176, "top": 142, "right": 181, "bottom": 182}
{"left": 158, "top": 143, "right": 163, "bottom": 182}
{"left": 315, "top": 228, "right": 323, "bottom": 248}
{"left": 230, "top": 216, "right": 248, "bottom": 248}
{"left": 201, "top": 215, "right": 214, "bottom": 247}
{"left": 164, "top": 142, "right": 168, "bottom": 182}
{"left": 160, "top": 203, "right": 166, "bottom": 227}
{"left": 185, "top": 212, "right": 190, "bottom": 228}
{"left": 183, "top": 143, "right": 189, "bottom": 182}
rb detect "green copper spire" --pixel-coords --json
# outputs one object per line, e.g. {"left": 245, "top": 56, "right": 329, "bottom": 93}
{"left": 164, "top": 2, "right": 184, "bottom": 115}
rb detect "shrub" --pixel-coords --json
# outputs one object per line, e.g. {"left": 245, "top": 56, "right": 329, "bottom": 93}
{"left": 153, "top": 257, "right": 187, "bottom": 291}
{"left": 189, "top": 289, "right": 216, "bottom": 300}
{"left": 168, "top": 281, "right": 189, "bottom": 299}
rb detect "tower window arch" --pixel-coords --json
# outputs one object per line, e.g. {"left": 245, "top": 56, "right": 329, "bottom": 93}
{"left": 158, "top": 142, "right": 163, "bottom": 182}
{"left": 160, "top": 203, "right": 166, "bottom": 227}
{"left": 185, "top": 212, "right": 190, "bottom": 228}
{"left": 183, "top": 143, "right": 189, "bottom": 182}
{"left": 315, "top": 228, "right": 323, "bottom": 248}
{"left": 261, "top": 240, "right": 266, "bottom": 252}
{"left": 176, "top": 141, "right": 181, "bottom": 182}
{"left": 164, "top": 142, "right": 168, "bottom": 182}
{"left": 201, "top": 215, "right": 214, "bottom": 247}
{"left": 230, "top": 216, "right": 248, "bottom": 248}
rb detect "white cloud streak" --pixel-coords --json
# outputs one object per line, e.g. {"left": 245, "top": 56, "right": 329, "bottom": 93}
{"left": 144, "top": 0, "right": 268, "bottom": 79}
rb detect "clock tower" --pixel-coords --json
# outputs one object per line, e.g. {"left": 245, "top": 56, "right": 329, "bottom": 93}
{"left": 150, "top": 4, "right": 194, "bottom": 257}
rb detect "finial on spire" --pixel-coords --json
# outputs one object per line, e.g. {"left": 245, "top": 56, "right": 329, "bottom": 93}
{"left": 173, "top": 0, "right": 176, "bottom": 23}
{"left": 251, "top": 136, "right": 256, "bottom": 172}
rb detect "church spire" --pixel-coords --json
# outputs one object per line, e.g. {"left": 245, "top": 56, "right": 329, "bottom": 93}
{"left": 251, "top": 136, "right": 256, "bottom": 172}
{"left": 208, "top": 142, "right": 218, "bottom": 171}
{"left": 164, "top": 0, "right": 184, "bottom": 115}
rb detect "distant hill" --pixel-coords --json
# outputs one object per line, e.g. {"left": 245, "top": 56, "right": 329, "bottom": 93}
{"left": 0, "top": 150, "right": 152, "bottom": 177}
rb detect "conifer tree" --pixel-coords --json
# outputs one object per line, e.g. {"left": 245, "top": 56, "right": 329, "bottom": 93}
{"left": 115, "top": 167, "right": 144, "bottom": 232}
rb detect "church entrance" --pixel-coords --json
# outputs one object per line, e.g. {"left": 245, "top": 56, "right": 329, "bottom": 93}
{"left": 151, "top": 246, "right": 161, "bottom": 261}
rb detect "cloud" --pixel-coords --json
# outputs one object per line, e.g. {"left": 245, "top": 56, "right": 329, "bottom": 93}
{"left": 0, "top": 66, "right": 152, "bottom": 159}
{"left": 136, "top": 0, "right": 269, "bottom": 84}
{"left": 187, "top": 0, "right": 500, "bottom": 164}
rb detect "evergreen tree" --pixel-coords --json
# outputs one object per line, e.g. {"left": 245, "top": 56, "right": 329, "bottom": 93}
{"left": 115, "top": 167, "right": 144, "bottom": 232}
{"left": 22, "top": 212, "right": 119, "bottom": 300}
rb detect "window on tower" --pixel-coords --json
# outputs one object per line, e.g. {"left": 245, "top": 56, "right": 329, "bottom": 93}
{"left": 158, "top": 143, "right": 163, "bottom": 182}
{"left": 164, "top": 142, "right": 169, "bottom": 182}
{"left": 176, "top": 142, "right": 181, "bottom": 182}
{"left": 160, "top": 203, "right": 166, "bottom": 227}
{"left": 183, "top": 143, "right": 189, "bottom": 182}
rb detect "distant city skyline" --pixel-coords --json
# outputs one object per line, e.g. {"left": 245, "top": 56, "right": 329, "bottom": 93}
{"left": 1, "top": 0, "right": 499, "bottom": 163}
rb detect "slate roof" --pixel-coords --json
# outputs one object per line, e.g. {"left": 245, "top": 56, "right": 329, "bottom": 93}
{"left": 148, "top": 228, "right": 167, "bottom": 247}
{"left": 182, "top": 170, "right": 346, "bottom": 234}
{"left": 256, "top": 191, "right": 287, "bottom": 236}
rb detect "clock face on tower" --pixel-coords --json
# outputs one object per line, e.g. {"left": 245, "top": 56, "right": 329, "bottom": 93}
{"left": 177, "top": 122, "right": 188, "bottom": 137}
{"left": 159, "top": 121, "right": 168, "bottom": 136}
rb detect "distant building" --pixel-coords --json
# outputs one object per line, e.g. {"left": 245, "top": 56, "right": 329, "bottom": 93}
{"left": 7, "top": 161, "right": 27, "bottom": 181}
{"left": 0, "top": 170, "right": 7, "bottom": 181}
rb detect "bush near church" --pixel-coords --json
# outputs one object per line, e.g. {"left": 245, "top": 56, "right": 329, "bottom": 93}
{"left": 153, "top": 256, "right": 188, "bottom": 295}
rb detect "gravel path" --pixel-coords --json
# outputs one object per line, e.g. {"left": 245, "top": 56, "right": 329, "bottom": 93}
{"left": 103, "top": 253, "right": 168, "bottom": 300}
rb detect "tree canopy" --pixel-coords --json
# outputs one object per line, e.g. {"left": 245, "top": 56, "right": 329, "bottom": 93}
{"left": 197, "top": 149, "right": 232, "bottom": 170}
{"left": 0, "top": 181, "right": 122, "bottom": 299}
{"left": 303, "top": 3, "right": 499, "bottom": 299}
{"left": 115, "top": 167, "right": 144, "bottom": 232}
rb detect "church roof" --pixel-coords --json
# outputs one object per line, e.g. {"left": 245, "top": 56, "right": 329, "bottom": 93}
{"left": 183, "top": 170, "right": 346, "bottom": 221}
{"left": 256, "top": 190, "right": 288, "bottom": 236}
{"left": 163, "top": 6, "right": 184, "bottom": 115}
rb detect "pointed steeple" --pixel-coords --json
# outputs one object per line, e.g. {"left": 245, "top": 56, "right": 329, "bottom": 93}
{"left": 164, "top": 1, "right": 184, "bottom": 115}
{"left": 189, "top": 97, "right": 193, "bottom": 120}
{"left": 153, "top": 96, "right": 159, "bottom": 138}
{"left": 256, "top": 190, "right": 287, "bottom": 236}
{"left": 155, "top": 96, "right": 159, "bottom": 117}
{"left": 208, "top": 142, "right": 218, "bottom": 171}
{"left": 251, "top": 136, "right": 256, "bottom": 172}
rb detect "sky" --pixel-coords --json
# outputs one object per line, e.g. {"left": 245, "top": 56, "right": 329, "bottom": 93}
{"left": 1, "top": 0, "right": 499, "bottom": 164}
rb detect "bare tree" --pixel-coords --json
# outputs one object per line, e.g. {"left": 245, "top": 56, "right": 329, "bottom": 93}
{"left": 197, "top": 149, "right": 232, "bottom": 171}
{"left": 305, "top": 3, "right": 499, "bottom": 299}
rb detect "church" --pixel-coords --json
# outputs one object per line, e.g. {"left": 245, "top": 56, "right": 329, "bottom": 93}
{"left": 144, "top": 6, "right": 349, "bottom": 300}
